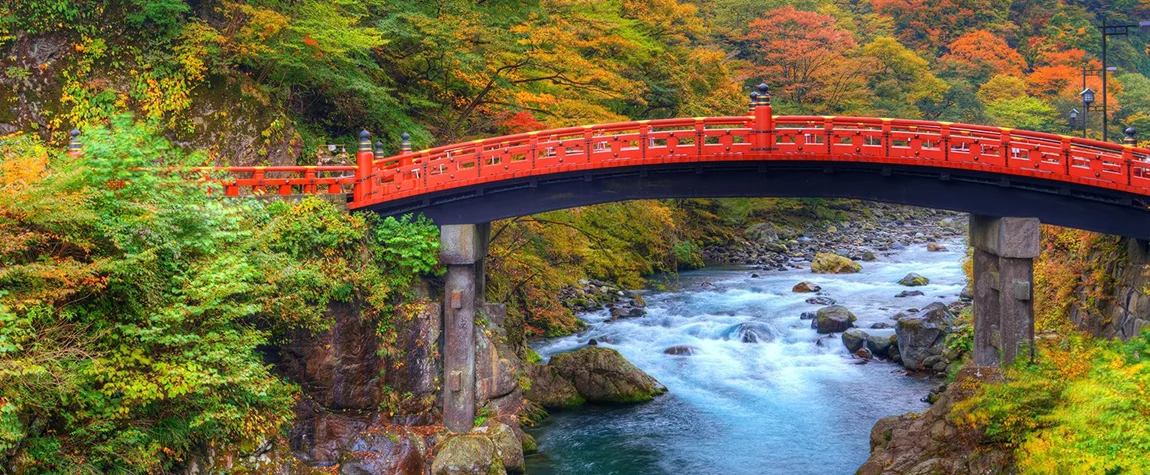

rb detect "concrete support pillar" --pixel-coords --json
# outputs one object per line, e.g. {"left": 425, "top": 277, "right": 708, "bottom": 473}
{"left": 969, "top": 215, "right": 1040, "bottom": 367}
{"left": 439, "top": 223, "right": 490, "bottom": 432}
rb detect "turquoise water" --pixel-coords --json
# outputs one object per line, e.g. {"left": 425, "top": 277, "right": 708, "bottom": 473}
{"left": 526, "top": 240, "right": 967, "bottom": 475}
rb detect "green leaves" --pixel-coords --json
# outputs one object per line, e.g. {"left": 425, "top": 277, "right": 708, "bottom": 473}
{"left": 0, "top": 120, "right": 443, "bottom": 471}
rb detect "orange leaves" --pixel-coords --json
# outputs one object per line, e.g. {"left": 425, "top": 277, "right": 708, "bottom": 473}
{"left": 743, "top": 6, "right": 856, "bottom": 107}
{"left": 940, "top": 30, "right": 1027, "bottom": 80}
{"left": 498, "top": 111, "right": 547, "bottom": 134}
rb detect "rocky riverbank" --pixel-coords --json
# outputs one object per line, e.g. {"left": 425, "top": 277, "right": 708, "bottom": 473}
{"left": 703, "top": 203, "right": 967, "bottom": 270}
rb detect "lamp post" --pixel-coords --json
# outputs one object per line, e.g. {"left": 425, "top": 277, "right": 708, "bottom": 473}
{"left": 1069, "top": 109, "right": 1080, "bottom": 137}
{"left": 1081, "top": 88, "right": 1096, "bottom": 139}
{"left": 1099, "top": 18, "right": 1150, "bottom": 141}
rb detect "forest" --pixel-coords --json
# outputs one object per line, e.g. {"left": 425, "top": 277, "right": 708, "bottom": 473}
{"left": 2, "top": 0, "right": 1150, "bottom": 473}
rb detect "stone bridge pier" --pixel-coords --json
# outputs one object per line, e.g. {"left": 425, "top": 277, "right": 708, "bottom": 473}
{"left": 439, "top": 223, "right": 491, "bottom": 433}
{"left": 969, "top": 215, "right": 1040, "bottom": 367}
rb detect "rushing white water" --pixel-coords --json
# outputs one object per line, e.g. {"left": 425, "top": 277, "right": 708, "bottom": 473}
{"left": 526, "top": 238, "right": 968, "bottom": 475}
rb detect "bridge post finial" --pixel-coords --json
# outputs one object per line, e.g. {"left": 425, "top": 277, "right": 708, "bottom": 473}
{"left": 68, "top": 128, "right": 82, "bottom": 156}
{"left": 748, "top": 91, "right": 759, "bottom": 114}
{"left": 354, "top": 130, "right": 374, "bottom": 204}
{"left": 1125, "top": 126, "right": 1137, "bottom": 145}
{"left": 401, "top": 132, "right": 412, "bottom": 154}
{"left": 756, "top": 82, "right": 771, "bottom": 106}
{"left": 374, "top": 140, "right": 384, "bottom": 160}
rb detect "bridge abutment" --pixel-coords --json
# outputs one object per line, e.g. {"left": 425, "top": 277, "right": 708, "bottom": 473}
{"left": 439, "top": 223, "right": 490, "bottom": 432}
{"left": 969, "top": 215, "right": 1039, "bottom": 367}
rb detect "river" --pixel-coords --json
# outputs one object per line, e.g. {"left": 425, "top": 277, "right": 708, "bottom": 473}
{"left": 525, "top": 239, "right": 967, "bottom": 475}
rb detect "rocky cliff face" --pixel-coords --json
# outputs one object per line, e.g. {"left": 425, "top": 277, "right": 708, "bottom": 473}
{"left": 1, "top": 33, "right": 300, "bottom": 166}
{"left": 1068, "top": 237, "right": 1150, "bottom": 340}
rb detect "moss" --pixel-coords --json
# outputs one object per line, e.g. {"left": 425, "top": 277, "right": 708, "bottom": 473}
{"left": 0, "top": 84, "right": 17, "bottom": 123}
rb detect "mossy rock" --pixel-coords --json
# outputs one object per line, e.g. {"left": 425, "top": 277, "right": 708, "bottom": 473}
{"left": 549, "top": 347, "right": 667, "bottom": 404}
{"left": 522, "top": 363, "right": 584, "bottom": 409}
{"left": 898, "top": 272, "right": 930, "bottom": 286}
{"left": 811, "top": 252, "right": 862, "bottom": 274}
{"left": 431, "top": 435, "right": 503, "bottom": 475}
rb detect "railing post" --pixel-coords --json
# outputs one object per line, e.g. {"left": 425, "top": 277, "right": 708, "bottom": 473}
{"left": 639, "top": 122, "right": 650, "bottom": 159}
{"left": 1125, "top": 127, "right": 1138, "bottom": 185}
{"left": 752, "top": 82, "right": 772, "bottom": 154}
{"left": 1000, "top": 129, "right": 1013, "bottom": 167}
{"left": 940, "top": 123, "right": 951, "bottom": 162}
{"left": 68, "top": 128, "right": 82, "bottom": 156}
{"left": 355, "top": 130, "right": 374, "bottom": 204}
{"left": 1062, "top": 136, "right": 1072, "bottom": 176}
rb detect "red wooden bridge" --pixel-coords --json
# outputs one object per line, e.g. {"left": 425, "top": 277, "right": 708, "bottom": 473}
{"left": 114, "top": 83, "right": 1150, "bottom": 237}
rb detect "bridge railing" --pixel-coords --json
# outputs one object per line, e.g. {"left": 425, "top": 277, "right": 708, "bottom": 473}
{"left": 197, "top": 166, "right": 360, "bottom": 197}
{"left": 361, "top": 109, "right": 1150, "bottom": 208}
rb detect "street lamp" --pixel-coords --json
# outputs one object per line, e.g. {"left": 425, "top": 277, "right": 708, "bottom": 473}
{"left": 1099, "top": 18, "right": 1150, "bottom": 140}
{"left": 1081, "top": 88, "right": 1096, "bottom": 139}
{"left": 1069, "top": 108, "right": 1080, "bottom": 133}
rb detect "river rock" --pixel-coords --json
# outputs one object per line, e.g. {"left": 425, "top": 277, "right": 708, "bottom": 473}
{"left": 866, "top": 334, "right": 896, "bottom": 358}
{"left": 898, "top": 273, "right": 930, "bottom": 286}
{"left": 895, "top": 302, "right": 955, "bottom": 370}
{"left": 810, "top": 252, "right": 862, "bottom": 274}
{"left": 806, "top": 296, "right": 836, "bottom": 305}
{"left": 725, "top": 321, "right": 777, "bottom": 343}
{"left": 959, "top": 285, "right": 973, "bottom": 301}
{"left": 842, "top": 328, "right": 869, "bottom": 353}
{"left": 870, "top": 322, "right": 893, "bottom": 329}
{"left": 855, "top": 347, "right": 874, "bottom": 359}
{"left": 663, "top": 345, "right": 699, "bottom": 356}
{"left": 860, "top": 251, "right": 877, "bottom": 261}
{"left": 522, "top": 363, "right": 584, "bottom": 408}
{"left": 609, "top": 304, "right": 645, "bottom": 320}
{"left": 800, "top": 311, "right": 817, "bottom": 320}
{"left": 895, "top": 290, "right": 925, "bottom": 298}
{"left": 432, "top": 435, "right": 502, "bottom": 475}
{"left": 926, "top": 242, "right": 948, "bottom": 252}
{"left": 793, "top": 281, "right": 822, "bottom": 292}
{"left": 813, "top": 305, "right": 857, "bottom": 334}
{"left": 549, "top": 347, "right": 667, "bottom": 403}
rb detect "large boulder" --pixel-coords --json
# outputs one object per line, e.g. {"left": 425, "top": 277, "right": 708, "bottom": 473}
{"left": 340, "top": 427, "right": 429, "bottom": 475}
{"left": 431, "top": 435, "right": 503, "bottom": 475}
{"left": 489, "top": 422, "right": 525, "bottom": 473}
{"left": 842, "top": 328, "right": 869, "bottom": 353}
{"left": 895, "top": 303, "right": 955, "bottom": 370}
{"left": 811, "top": 253, "right": 863, "bottom": 274}
{"left": 522, "top": 363, "right": 584, "bottom": 409}
{"left": 792, "top": 281, "right": 822, "bottom": 293}
{"left": 898, "top": 273, "right": 930, "bottom": 286}
{"left": 813, "top": 305, "right": 857, "bottom": 334}
{"left": 549, "top": 347, "right": 667, "bottom": 403}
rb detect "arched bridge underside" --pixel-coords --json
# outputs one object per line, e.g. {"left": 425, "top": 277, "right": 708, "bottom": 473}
{"left": 215, "top": 107, "right": 1150, "bottom": 238}
{"left": 366, "top": 160, "right": 1150, "bottom": 238}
